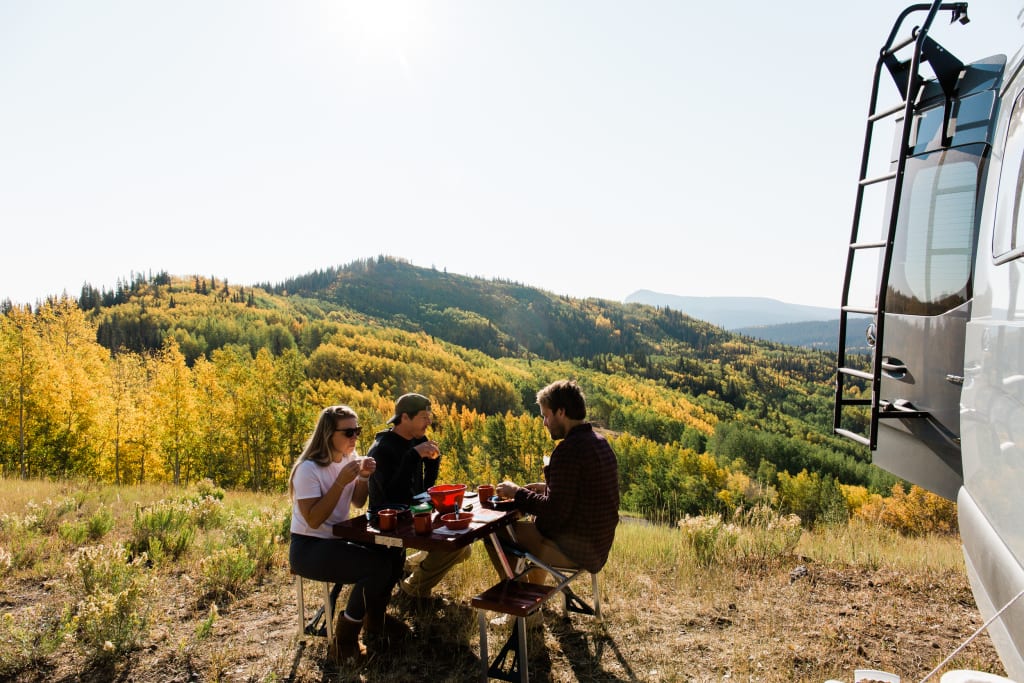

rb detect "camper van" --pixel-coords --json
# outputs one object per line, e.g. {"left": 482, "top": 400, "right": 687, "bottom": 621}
{"left": 834, "top": 1, "right": 1024, "bottom": 680}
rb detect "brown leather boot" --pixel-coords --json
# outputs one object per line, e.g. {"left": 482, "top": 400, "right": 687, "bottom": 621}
{"left": 362, "top": 610, "right": 411, "bottom": 653}
{"left": 329, "top": 616, "right": 366, "bottom": 664}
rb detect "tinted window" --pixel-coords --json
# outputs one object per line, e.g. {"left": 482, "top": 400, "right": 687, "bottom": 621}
{"left": 993, "top": 89, "right": 1024, "bottom": 261}
{"left": 886, "top": 144, "right": 985, "bottom": 315}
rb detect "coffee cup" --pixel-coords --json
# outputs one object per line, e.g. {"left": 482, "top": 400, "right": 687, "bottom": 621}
{"left": 413, "top": 511, "right": 433, "bottom": 535}
{"left": 378, "top": 509, "right": 398, "bottom": 532}
{"left": 478, "top": 484, "right": 495, "bottom": 507}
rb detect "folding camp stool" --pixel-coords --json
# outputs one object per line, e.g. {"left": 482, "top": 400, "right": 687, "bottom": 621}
{"left": 502, "top": 539, "right": 603, "bottom": 620}
{"left": 293, "top": 572, "right": 343, "bottom": 640}
{"left": 470, "top": 540, "right": 604, "bottom": 681}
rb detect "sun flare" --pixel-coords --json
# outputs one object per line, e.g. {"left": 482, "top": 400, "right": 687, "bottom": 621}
{"left": 322, "top": 0, "right": 428, "bottom": 61}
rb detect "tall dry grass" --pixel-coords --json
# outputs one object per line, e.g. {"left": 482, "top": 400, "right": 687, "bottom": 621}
{"left": 0, "top": 477, "right": 1000, "bottom": 683}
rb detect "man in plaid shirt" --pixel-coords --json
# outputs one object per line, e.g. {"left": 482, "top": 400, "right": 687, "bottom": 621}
{"left": 496, "top": 379, "right": 620, "bottom": 577}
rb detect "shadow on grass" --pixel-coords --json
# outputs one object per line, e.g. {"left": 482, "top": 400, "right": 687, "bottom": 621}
{"left": 549, "top": 614, "right": 638, "bottom": 682}
{"left": 284, "top": 598, "right": 637, "bottom": 682}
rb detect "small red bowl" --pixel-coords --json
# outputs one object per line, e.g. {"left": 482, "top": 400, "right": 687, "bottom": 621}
{"left": 440, "top": 511, "right": 473, "bottom": 530}
{"left": 427, "top": 484, "right": 467, "bottom": 513}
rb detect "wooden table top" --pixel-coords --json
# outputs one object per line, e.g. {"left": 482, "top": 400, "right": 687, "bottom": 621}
{"left": 333, "top": 505, "right": 518, "bottom": 552}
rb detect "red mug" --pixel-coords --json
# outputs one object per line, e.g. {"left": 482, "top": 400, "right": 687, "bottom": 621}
{"left": 413, "top": 511, "right": 433, "bottom": 535}
{"left": 478, "top": 484, "right": 495, "bottom": 507}
{"left": 378, "top": 509, "right": 398, "bottom": 532}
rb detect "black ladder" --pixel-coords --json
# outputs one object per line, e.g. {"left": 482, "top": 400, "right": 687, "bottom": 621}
{"left": 833, "top": 1, "right": 969, "bottom": 448}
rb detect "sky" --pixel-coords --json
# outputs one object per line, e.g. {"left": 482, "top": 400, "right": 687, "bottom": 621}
{"left": 2, "top": 1, "right": 1022, "bottom": 310}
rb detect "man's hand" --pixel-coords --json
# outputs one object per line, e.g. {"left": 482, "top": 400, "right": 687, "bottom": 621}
{"left": 496, "top": 480, "right": 520, "bottom": 500}
{"left": 415, "top": 440, "right": 441, "bottom": 460}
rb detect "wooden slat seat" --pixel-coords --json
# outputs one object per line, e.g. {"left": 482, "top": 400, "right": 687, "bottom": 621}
{"left": 470, "top": 579, "right": 560, "bottom": 617}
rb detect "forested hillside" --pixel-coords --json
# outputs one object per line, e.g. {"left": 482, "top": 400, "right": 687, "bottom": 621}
{"left": 0, "top": 257, "right": 891, "bottom": 525}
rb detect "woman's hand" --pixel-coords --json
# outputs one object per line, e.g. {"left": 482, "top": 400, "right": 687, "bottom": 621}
{"left": 340, "top": 458, "right": 362, "bottom": 482}
{"left": 358, "top": 456, "right": 376, "bottom": 478}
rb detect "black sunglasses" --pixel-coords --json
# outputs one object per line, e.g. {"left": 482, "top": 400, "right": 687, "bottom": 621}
{"left": 335, "top": 426, "right": 362, "bottom": 438}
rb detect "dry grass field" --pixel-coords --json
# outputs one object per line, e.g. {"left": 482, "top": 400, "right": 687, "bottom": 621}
{"left": 0, "top": 479, "right": 1006, "bottom": 683}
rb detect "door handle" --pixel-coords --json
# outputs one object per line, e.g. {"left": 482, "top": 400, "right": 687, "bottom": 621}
{"left": 881, "top": 357, "right": 908, "bottom": 379}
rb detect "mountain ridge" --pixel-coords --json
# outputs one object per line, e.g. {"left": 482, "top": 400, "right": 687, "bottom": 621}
{"left": 625, "top": 289, "right": 841, "bottom": 329}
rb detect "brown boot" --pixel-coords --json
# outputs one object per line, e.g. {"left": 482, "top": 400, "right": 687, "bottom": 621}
{"left": 362, "top": 610, "right": 411, "bottom": 653}
{"left": 329, "top": 616, "right": 366, "bottom": 664}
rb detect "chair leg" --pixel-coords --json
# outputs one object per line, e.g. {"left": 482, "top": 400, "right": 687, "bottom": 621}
{"left": 322, "top": 581, "right": 334, "bottom": 641}
{"left": 592, "top": 572, "right": 601, "bottom": 620}
{"left": 295, "top": 574, "right": 305, "bottom": 638}
{"left": 515, "top": 616, "right": 529, "bottom": 683}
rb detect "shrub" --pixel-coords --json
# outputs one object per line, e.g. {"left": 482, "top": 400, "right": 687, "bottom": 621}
{"left": 187, "top": 495, "right": 228, "bottom": 530}
{"left": 0, "top": 546, "right": 11, "bottom": 577}
{"left": 57, "top": 506, "right": 114, "bottom": 546}
{"left": 678, "top": 514, "right": 740, "bottom": 567}
{"left": 24, "top": 497, "right": 78, "bottom": 534}
{"left": 0, "top": 514, "right": 55, "bottom": 570}
{"left": 0, "top": 607, "right": 65, "bottom": 677}
{"left": 733, "top": 505, "right": 803, "bottom": 564}
{"left": 58, "top": 520, "right": 90, "bottom": 545}
{"left": 199, "top": 546, "right": 256, "bottom": 600}
{"left": 192, "top": 478, "right": 225, "bottom": 501}
{"left": 86, "top": 506, "right": 116, "bottom": 541}
{"left": 129, "top": 501, "right": 196, "bottom": 562}
{"left": 776, "top": 470, "right": 849, "bottom": 528}
{"left": 855, "top": 484, "right": 957, "bottom": 535}
{"left": 64, "top": 544, "right": 152, "bottom": 661}
{"left": 226, "top": 513, "right": 278, "bottom": 579}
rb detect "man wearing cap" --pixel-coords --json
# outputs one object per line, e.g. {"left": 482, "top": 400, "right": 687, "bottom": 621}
{"left": 367, "top": 393, "right": 471, "bottom": 601}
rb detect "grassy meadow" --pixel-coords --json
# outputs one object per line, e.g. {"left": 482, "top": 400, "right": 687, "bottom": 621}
{"left": 0, "top": 478, "right": 1005, "bottom": 683}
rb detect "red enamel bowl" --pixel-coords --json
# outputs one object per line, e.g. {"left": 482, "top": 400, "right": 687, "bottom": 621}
{"left": 440, "top": 511, "right": 473, "bottom": 530}
{"left": 427, "top": 484, "right": 466, "bottom": 513}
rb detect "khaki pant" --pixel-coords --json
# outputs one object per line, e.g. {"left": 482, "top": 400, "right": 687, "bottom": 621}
{"left": 401, "top": 545, "right": 472, "bottom": 597}
{"left": 486, "top": 519, "right": 578, "bottom": 584}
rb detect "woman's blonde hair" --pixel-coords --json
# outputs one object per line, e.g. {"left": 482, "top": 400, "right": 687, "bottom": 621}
{"left": 287, "top": 405, "right": 358, "bottom": 499}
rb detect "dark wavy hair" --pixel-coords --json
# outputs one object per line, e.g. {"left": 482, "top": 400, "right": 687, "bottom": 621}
{"left": 536, "top": 380, "right": 586, "bottom": 420}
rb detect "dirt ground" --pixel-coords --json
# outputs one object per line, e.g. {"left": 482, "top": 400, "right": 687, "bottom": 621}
{"left": 3, "top": 556, "right": 1006, "bottom": 683}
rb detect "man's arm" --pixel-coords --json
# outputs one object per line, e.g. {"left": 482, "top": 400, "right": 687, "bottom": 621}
{"left": 368, "top": 434, "right": 421, "bottom": 505}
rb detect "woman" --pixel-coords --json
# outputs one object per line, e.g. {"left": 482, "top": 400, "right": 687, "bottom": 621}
{"left": 288, "top": 405, "right": 403, "bottom": 662}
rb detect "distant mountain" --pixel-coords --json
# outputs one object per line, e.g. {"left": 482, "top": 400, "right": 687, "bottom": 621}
{"left": 733, "top": 319, "right": 873, "bottom": 354}
{"left": 624, "top": 290, "right": 872, "bottom": 352}
{"left": 625, "top": 290, "right": 840, "bottom": 330}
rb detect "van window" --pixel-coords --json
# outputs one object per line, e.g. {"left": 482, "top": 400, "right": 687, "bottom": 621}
{"left": 886, "top": 145, "right": 985, "bottom": 316}
{"left": 993, "top": 90, "right": 1024, "bottom": 261}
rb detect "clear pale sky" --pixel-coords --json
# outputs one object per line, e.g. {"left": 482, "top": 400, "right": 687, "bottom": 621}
{"left": 2, "top": 1, "right": 1021, "bottom": 309}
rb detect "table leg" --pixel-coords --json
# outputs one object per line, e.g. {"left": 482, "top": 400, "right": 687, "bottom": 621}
{"left": 487, "top": 530, "right": 516, "bottom": 579}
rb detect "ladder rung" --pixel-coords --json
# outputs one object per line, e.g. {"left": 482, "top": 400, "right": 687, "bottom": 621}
{"left": 838, "top": 398, "right": 872, "bottom": 406}
{"left": 878, "top": 410, "right": 930, "bottom": 419}
{"left": 842, "top": 305, "right": 877, "bottom": 315}
{"left": 869, "top": 101, "right": 909, "bottom": 122}
{"left": 851, "top": 240, "right": 887, "bottom": 250}
{"left": 883, "top": 32, "right": 918, "bottom": 58}
{"left": 835, "top": 428, "right": 871, "bottom": 446}
{"left": 839, "top": 367, "right": 874, "bottom": 381}
{"left": 860, "top": 171, "right": 898, "bottom": 187}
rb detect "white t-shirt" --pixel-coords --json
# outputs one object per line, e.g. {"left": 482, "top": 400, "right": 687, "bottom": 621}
{"left": 290, "top": 456, "right": 359, "bottom": 539}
